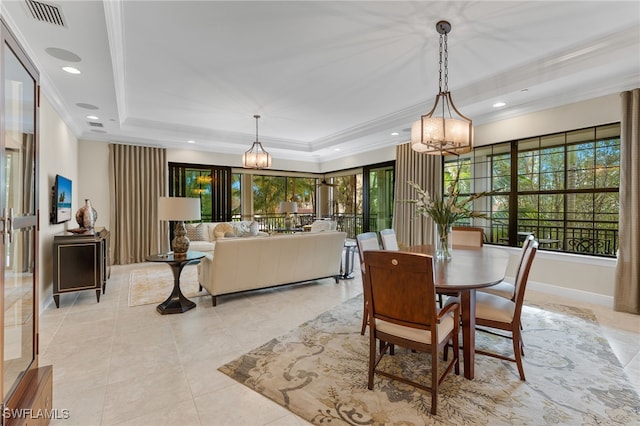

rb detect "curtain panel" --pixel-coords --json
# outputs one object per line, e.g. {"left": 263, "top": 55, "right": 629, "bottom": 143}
{"left": 392, "top": 143, "right": 442, "bottom": 247}
{"left": 108, "top": 144, "right": 168, "bottom": 265}
{"left": 614, "top": 88, "right": 640, "bottom": 314}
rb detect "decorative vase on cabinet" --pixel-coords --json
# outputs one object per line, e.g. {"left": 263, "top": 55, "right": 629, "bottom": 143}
{"left": 76, "top": 199, "right": 98, "bottom": 230}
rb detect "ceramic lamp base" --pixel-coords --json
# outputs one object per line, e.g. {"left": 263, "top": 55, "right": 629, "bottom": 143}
{"left": 171, "top": 221, "right": 190, "bottom": 257}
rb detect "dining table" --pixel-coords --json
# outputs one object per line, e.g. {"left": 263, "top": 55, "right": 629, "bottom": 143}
{"left": 404, "top": 244, "right": 510, "bottom": 380}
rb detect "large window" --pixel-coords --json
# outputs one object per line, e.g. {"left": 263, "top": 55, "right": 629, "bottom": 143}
{"left": 330, "top": 173, "right": 363, "bottom": 237}
{"left": 445, "top": 123, "right": 620, "bottom": 257}
{"left": 169, "top": 163, "right": 394, "bottom": 239}
{"left": 169, "top": 163, "right": 233, "bottom": 222}
{"left": 251, "top": 175, "right": 317, "bottom": 230}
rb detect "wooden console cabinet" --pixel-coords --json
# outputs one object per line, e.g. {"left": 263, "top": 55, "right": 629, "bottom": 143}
{"left": 53, "top": 229, "right": 110, "bottom": 308}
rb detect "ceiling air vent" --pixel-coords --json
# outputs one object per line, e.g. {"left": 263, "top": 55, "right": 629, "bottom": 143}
{"left": 25, "top": 0, "right": 66, "bottom": 27}
{"left": 88, "top": 122, "right": 103, "bottom": 128}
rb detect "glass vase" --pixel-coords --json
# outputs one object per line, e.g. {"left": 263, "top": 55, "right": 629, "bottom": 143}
{"left": 435, "top": 223, "right": 452, "bottom": 261}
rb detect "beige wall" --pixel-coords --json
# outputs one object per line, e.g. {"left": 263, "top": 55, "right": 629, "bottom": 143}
{"left": 77, "top": 140, "right": 110, "bottom": 229}
{"left": 474, "top": 93, "right": 621, "bottom": 147}
{"left": 38, "top": 96, "right": 79, "bottom": 312}
{"left": 58, "top": 94, "right": 623, "bottom": 309}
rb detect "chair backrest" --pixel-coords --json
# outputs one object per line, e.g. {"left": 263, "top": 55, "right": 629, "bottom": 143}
{"left": 451, "top": 226, "right": 484, "bottom": 247}
{"left": 379, "top": 229, "right": 399, "bottom": 251}
{"left": 363, "top": 250, "right": 438, "bottom": 334}
{"left": 512, "top": 234, "right": 535, "bottom": 293}
{"left": 356, "top": 232, "right": 381, "bottom": 270}
{"left": 512, "top": 240, "right": 538, "bottom": 322}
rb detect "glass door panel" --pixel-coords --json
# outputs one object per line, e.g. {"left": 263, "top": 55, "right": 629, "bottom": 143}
{"left": 367, "top": 165, "right": 394, "bottom": 233}
{"left": 3, "top": 41, "right": 37, "bottom": 399}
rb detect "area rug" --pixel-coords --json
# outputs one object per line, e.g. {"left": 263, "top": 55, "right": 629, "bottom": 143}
{"left": 219, "top": 295, "right": 640, "bottom": 425}
{"left": 128, "top": 265, "right": 204, "bottom": 307}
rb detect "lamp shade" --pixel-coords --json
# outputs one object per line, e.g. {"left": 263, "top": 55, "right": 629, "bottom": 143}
{"left": 279, "top": 201, "right": 298, "bottom": 214}
{"left": 158, "top": 197, "right": 201, "bottom": 221}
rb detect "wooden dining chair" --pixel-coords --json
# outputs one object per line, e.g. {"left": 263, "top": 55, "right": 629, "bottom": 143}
{"left": 363, "top": 250, "right": 460, "bottom": 415}
{"left": 379, "top": 228, "right": 399, "bottom": 251}
{"left": 478, "top": 234, "right": 535, "bottom": 301}
{"left": 436, "top": 226, "right": 484, "bottom": 307}
{"left": 474, "top": 240, "right": 538, "bottom": 381}
{"left": 356, "top": 232, "right": 381, "bottom": 335}
{"left": 451, "top": 226, "right": 484, "bottom": 247}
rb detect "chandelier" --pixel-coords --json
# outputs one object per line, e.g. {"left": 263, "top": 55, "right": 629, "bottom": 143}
{"left": 242, "top": 114, "right": 272, "bottom": 169}
{"left": 411, "top": 21, "right": 473, "bottom": 155}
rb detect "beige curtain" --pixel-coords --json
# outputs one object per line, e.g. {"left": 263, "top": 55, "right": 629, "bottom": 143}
{"left": 392, "top": 143, "right": 442, "bottom": 247}
{"left": 614, "top": 88, "right": 640, "bottom": 314}
{"left": 108, "top": 144, "right": 168, "bottom": 265}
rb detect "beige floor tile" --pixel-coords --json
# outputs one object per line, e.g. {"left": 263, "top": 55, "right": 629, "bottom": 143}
{"left": 194, "top": 382, "right": 294, "bottom": 426}
{"left": 102, "top": 365, "right": 192, "bottom": 425}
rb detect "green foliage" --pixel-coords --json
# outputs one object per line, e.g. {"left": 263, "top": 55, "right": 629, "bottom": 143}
{"left": 407, "top": 170, "right": 493, "bottom": 229}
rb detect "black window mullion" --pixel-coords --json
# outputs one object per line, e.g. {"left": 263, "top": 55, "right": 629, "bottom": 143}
{"left": 509, "top": 140, "right": 518, "bottom": 246}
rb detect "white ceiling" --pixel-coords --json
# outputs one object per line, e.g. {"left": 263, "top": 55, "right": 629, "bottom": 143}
{"left": 2, "top": 0, "right": 639, "bottom": 164}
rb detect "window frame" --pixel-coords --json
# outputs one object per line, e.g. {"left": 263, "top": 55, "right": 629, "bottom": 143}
{"left": 445, "top": 123, "right": 620, "bottom": 257}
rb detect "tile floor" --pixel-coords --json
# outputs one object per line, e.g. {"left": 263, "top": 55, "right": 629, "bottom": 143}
{"left": 39, "top": 262, "right": 640, "bottom": 425}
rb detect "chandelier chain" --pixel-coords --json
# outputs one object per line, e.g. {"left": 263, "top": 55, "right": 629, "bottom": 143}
{"left": 442, "top": 31, "right": 448, "bottom": 93}
{"left": 254, "top": 114, "right": 260, "bottom": 141}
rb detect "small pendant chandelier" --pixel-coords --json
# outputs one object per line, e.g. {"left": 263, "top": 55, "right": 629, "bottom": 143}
{"left": 411, "top": 21, "right": 473, "bottom": 155}
{"left": 242, "top": 114, "right": 272, "bottom": 169}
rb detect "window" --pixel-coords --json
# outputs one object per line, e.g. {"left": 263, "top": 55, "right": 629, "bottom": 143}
{"left": 445, "top": 123, "right": 620, "bottom": 257}
{"left": 169, "top": 163, "right": 233, "bottom": 222}
{"left": 330, "top": 173, "right": 363, "bottom": 237}
{"left": 366, "top": 163, "right": 395, "bottom": 233}
{"left": 169, "top": 163, "right": 394, "bottom": 239}
{"left": 251, "top": 175, "right": 316, "bottom": 230}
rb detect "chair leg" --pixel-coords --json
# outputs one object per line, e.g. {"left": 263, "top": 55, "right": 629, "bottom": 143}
{"left": 512, "top": 328, "right": 526, "bottom": 381}
{"left": 431, "top": 350, "right": 438, "bottom": 415}
{"left": 360, "top": 301, "right": 368, "bottom": 335}
{"left": 368, "top": 335, "right": 376, "bottom": 389}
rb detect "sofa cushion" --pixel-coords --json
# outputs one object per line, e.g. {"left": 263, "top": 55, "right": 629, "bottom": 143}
{"left": 189, "top": 240, "right": 215, "bottom": 252}
{"left": 186, "top": 223, "right": 206, "bottom": 241}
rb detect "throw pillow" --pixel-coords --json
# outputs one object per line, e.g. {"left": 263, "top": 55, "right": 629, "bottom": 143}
{"left": 231, "top": 221, "right": 259, "bottom": 237}
{"left": 249, "top": 221, "right": 259, "bottom": 236}
{"left": 185, "top": 223, "right": 205, "bottom": 241}
{"left": 213, "top": 222, "right": 234, "bottom": 239}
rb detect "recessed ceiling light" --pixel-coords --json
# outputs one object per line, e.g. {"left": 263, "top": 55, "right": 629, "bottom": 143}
{"left": 334, "top": 148, "right": 341, "bottom": 152}
{"left": 62, "top": 66, "right": 80, "bottom": 74}
{"left": 187, "top": 140, "right": 195, "bottom": 144}
{"left": 391, "top": 132, "right": 399, "bottom": 136}
{"left": 86, "top": 115, "right": 99, "bottom": 120}
{"left": 493, "top": 102, "right": 506, "bottom": 108}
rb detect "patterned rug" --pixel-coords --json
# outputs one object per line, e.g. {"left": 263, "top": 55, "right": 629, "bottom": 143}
{"left": 128, "top": 265, "right": 204, "bottom": 307}
{"left": 219, "top": 295, "right": 640, "bottom": 425}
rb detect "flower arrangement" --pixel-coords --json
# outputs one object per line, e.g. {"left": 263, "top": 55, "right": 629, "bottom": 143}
{"left": 407, "top": 172, "right": 492, "bottom": 259}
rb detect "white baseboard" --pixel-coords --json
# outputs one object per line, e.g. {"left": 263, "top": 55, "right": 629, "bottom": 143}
{"left": 527, "top": 280, "right": 613, "bottom": 308}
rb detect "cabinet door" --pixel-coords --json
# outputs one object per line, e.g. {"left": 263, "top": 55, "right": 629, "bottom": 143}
{"left": 1, "top": 20, "right": 39, "bottom": 401}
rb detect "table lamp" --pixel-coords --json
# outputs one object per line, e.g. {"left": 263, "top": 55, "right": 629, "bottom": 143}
{"left": 279, "top": 201, "right": 298, "bottom": 229}
{"left": 158, "top": 196, "right": 201, "bottom": 257}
